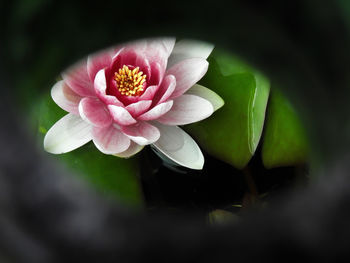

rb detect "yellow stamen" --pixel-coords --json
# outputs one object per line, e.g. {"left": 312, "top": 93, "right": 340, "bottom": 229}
{"left": 114, "top": 65, "right": 146, "bottom": 96}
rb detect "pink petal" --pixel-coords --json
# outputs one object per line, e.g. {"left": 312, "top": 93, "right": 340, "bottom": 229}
{"left": 139, "top": 85, "right": 158, "bottom": 101}
{"left": 87, "top": 49, "right": 113, "bottom": 82}
{"left": 142, "top": 38, "right": 175, "bottom": 70}
{"left": 111, "top": 46, "right": 125, "bottom": 59}
{"left": 128, "top": 38, "right": 175, "bottom": 68}
{"left": 118, "top": 38, "right": 175, "bottom": 85}
{"left": 148, "top": 62, "right": 162, "bottom": 86}
{"left": 137, "top": 101, "right": 173, "bottom": 121}
{"left": 108, "top": 105, "right": 137, "bottom": 126}
{"left": 157, "top": 94, "right": 213, "bottom": 125}
{"left": 152, "top": 75, "right": 176, "bottom": 105}
{"left": 94, "top": 69, "right": 123, "bottom": 106}
{"left": 125, "top": 100, "right": 152, "bottom": 117}
{"left": 148, "top": 38, "right": 175, "bottom": 57}
{"left": 115, "top": 49, "right": 138, "bottom": 69}
{"left": 62, "top": 60, "right": 95, "bottom": 97}
{"left": 152, "top": 123, "right": 204, "bottom": 170}
{"left": 114, "top": 142, "right": 144, "bottom": 158}
{"left": 121, "top": 122, "right": 160, "bottom": 145}
{"left": 44, "top": 113, "right": 92, "bottom": 154}
{"left": 51, "top": 80, "right": 82, "bottom": 114}
{"left": 99, "top": 94, "right": 123, "bottom": 106}
{"left": 92, "top": 125, "right": 130, "bottom": 154}
{"left": 167, "top": 58, "right": 209, "bottom": 99}
{"left": 78, "top": 97, "right": 112, "bottom": 127}
{"left": 135, "top": 55, "right": 152, "bottom": 82}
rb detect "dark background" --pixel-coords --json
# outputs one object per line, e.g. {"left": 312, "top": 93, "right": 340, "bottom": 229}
{"left": 1, "top": 0, "right": 350, "bottom": 262}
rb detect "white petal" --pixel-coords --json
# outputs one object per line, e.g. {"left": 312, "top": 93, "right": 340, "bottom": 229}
{"left": 152, "top": 124, "right": 204, "bottom": 170}
{"left": 167, "top": 39, "right": 214, "bottom": 68}
{"left": 186, "top": 84, "right": 224, "bottom": 111}
{"left": 44, "top": 113, "right": 92, "bottom": 154}
{"left": 157, "top": 95, "right": 213, "bottom": 125}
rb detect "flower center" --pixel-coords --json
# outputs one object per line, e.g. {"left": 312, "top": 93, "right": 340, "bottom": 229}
{"left": 114, "top": 65, "right": 146, "bottom": 96}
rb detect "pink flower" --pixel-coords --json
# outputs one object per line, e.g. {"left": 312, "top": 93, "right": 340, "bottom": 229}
{"left": 44, "top": 38, "right": 223, "bottom": 169}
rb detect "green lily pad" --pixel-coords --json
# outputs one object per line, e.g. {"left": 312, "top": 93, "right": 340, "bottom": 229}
{"left": 187, "top": 49, "right": 270, "bottom": 169}
{"left": 262, "top": 89, "right": 309, "bottom": 168}
{"left": 35, "top": 91, "right": 144, "bottom": 207}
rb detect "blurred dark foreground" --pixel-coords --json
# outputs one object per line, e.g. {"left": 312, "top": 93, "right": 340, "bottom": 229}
{"left": 1, "top": 0, "right": 350, "bottom": 262}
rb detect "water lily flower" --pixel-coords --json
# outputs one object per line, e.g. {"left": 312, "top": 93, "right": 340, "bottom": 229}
{"left": 44, "top": 38, "right": 224, "bottom": 169}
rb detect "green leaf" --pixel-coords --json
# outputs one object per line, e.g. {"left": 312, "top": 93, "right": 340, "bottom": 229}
{"left": 186, "top": 49, "right": 270, "bottom": 169}
{"left": 262, "top": 89, "right": 309, "bottom": 168}
{"left": 35, "top": 92, "right": 144, "bottom": 207}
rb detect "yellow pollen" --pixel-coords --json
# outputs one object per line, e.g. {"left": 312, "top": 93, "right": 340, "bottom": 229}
{"left": 114, "top": 65, "right": 146, "bottom": 96}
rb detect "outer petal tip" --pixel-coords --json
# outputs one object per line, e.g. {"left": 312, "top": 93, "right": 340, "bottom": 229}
{"left": 44, "top": 113, "right": 92, "bottom": 154}
{"left": 168, "top": 39, "right": 214, "bottom": 68}
{"left": 152, "top": 124, "right": 204, "bottom": 170}
{"left": 186, "top": 84, "right": 224, "bottom": 112}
